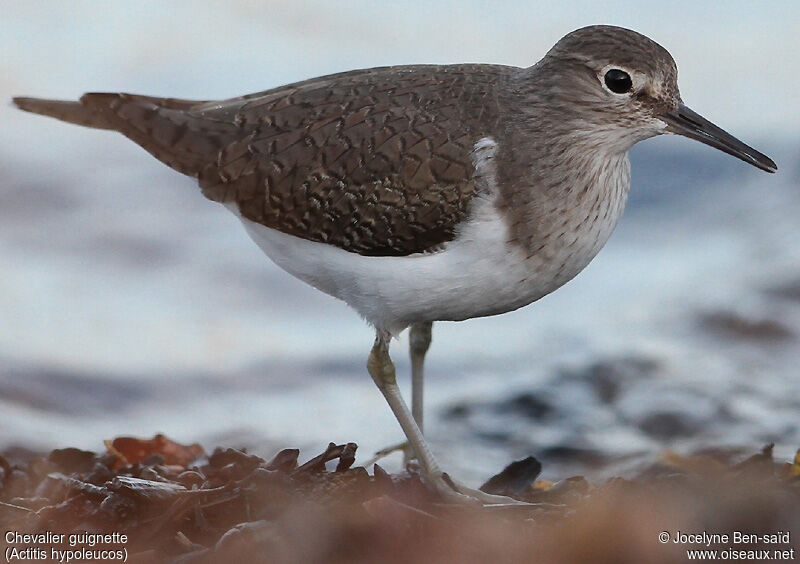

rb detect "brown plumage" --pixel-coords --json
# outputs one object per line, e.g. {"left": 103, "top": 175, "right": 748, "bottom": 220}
{"left": 15, "top": 65, "right": 515, "bottom": 256}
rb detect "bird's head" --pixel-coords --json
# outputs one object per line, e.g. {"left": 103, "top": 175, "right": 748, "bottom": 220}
{"left": 530, "top": 25, "right": 776, "bottom": 172}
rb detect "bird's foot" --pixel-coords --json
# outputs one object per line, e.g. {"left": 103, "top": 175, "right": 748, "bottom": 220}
{"left": 366, "top": 447, "right": 531, "bottom": 505}
{"left": 425, "top": 471, "right": 532, "bottom": 506}
{"left": 364, "top": 440, "right": 416, "bottom": 467}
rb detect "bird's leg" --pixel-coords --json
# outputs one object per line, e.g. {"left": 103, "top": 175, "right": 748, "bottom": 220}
{"left": 367, "top": 332, "right": 524, "bottom": 505}
{"left": 366, "top": 322, "right": 432, "bottom": 465}
{"left": 367, "top": 334, "right": 440, "bottom": 476}
{"left": 410, "top": 321, "right": 433, "bottom": 434}
{"left": 401, "top": 321, "right": 433, "bottom": 464}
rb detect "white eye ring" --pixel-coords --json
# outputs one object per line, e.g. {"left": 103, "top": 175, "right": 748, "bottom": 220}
{"left": 598, "top": 65, "right": 643, "bottom": 96}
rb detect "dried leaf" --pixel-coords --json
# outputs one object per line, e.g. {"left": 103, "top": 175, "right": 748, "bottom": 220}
{"left": 107, "top": 434, "right": 204, "bottom": 468}
{"left": 480, "top": 456, "right": 542, "bottom": 498}
{"left": 660, "top": 450, "right": 728, "bottom": 475}
{"left": 784, "top": 449, "right": 800, "bottom": 478}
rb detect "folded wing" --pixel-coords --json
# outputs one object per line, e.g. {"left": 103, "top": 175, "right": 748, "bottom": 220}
{"left": 14, "top": 64, "right": 508, "bottom": 256}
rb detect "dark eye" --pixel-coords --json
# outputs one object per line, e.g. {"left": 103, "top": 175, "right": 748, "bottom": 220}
{"left": 604, "top": 69, "right": 633, "bottom": 94}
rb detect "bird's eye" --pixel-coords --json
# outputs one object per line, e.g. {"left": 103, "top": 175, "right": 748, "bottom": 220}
{"left": 604, "top": 69, "right": 633, "bottom": 94}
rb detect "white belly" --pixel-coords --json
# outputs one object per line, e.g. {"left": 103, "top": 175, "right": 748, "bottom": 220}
{"left": 229, "top": 191, "right": 620, "bottom": 336}
{"left": 225, "top": 138, "right": 630, "bottom": 336}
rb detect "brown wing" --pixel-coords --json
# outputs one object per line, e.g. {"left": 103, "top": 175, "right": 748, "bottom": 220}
{"left": 15, "top": 64, "right": 511, "bottom": 256}
{"left": 196, "top": 64, "right": 509, "bottom": 256}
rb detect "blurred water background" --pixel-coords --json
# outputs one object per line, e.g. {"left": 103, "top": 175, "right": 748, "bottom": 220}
{"left": 1, "top": 1, "right": 799, "bottom": 481}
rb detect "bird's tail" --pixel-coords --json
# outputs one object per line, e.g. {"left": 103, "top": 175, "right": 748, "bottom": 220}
{"left": 12, "top": 93, "right": 237, "bottom": 178}
{"left": 13, "top": 96, "right": 117, "bottom": 130}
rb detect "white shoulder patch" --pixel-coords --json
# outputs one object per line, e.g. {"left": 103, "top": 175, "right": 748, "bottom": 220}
{"left": 471, "top": 137, "right": 499, "bottom": 194}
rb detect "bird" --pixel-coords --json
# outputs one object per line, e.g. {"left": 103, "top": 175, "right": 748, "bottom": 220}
{"left": 13, "top": 25, "right": 776, "bottom": 504}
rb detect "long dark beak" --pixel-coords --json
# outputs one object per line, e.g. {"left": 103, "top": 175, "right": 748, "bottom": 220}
{"left": 661, "top": 103, "right": 777, "bottom": 173}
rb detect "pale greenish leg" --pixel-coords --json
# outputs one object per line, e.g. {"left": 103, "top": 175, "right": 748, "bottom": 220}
{"left": 366, "top": 331, "right": 528, "bottom": 505}
{"left": 409, "top": 321, "right": 433, "bottom": 435}
{"left": 366, "top": 322, "right": 432, "bottom": 465}
{"left": 367, "top": 335, "right": 440, "bottom": 475}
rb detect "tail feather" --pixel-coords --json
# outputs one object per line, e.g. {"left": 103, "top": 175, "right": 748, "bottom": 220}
{"left": 12, "top": 93, "right": 240, "bottom": 178}
{"left": 13, "top": 96, "right": 116, "bottom": 130}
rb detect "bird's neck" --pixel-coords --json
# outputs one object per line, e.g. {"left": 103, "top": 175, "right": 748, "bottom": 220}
{"left": 494, "top": 118, "right": 633, "bottom": 260}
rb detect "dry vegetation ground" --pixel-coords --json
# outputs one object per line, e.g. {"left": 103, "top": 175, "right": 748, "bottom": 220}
{"left": 2, "top": 435, "right": 799, "bottom": 563}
